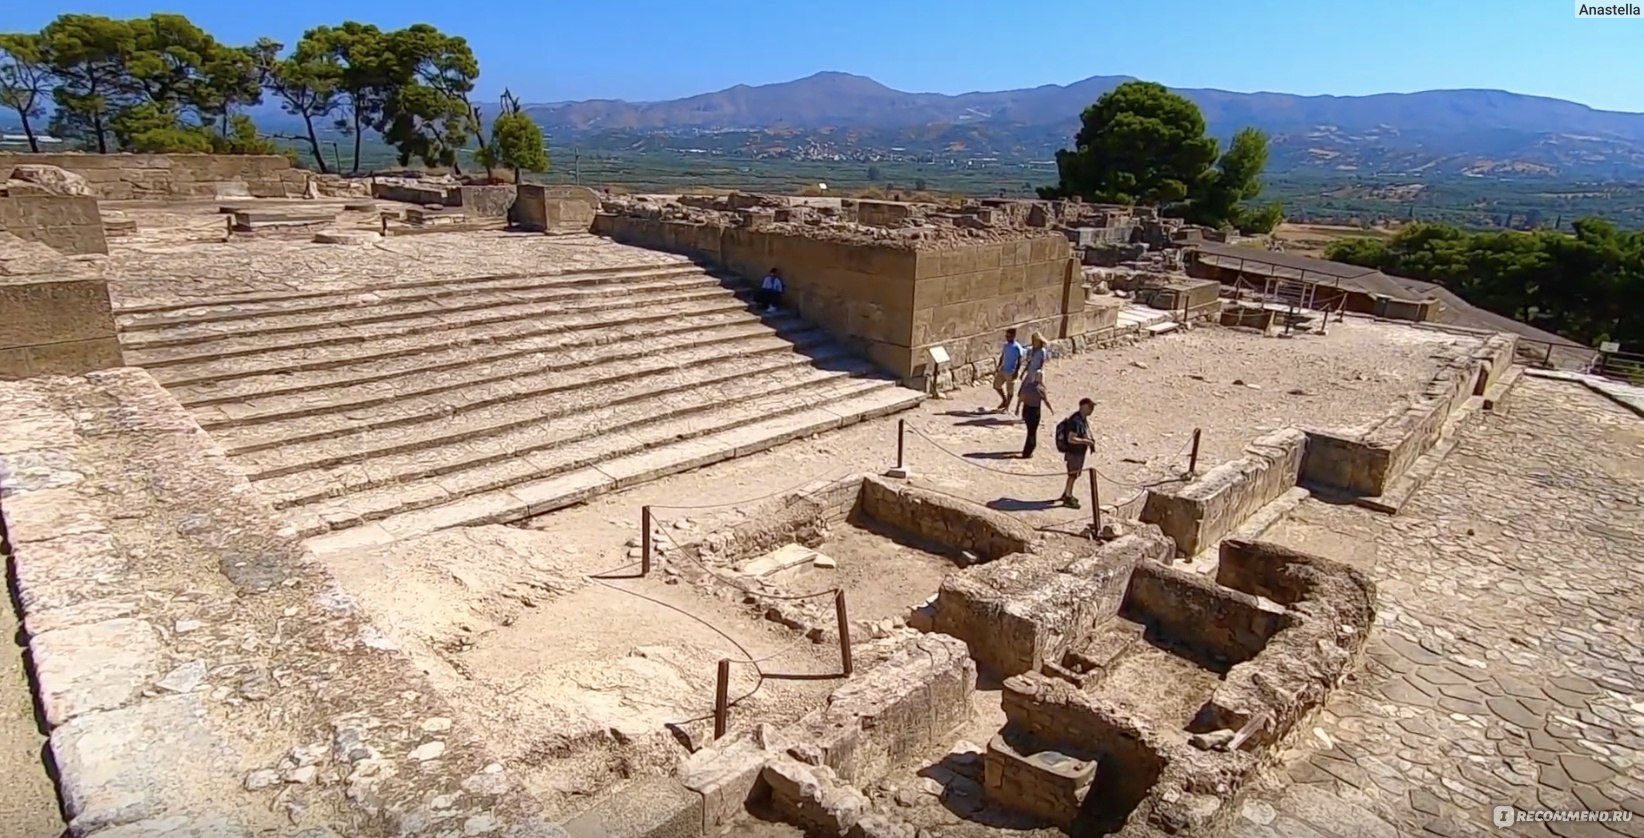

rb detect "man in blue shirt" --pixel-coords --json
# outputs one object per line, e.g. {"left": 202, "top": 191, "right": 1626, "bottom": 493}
{"left": 992, "top": 328, "right": 1023, "bottom": 413}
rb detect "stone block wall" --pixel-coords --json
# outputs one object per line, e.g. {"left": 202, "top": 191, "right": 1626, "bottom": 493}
{"left": 856, "top": 200, "right": 914, "bottom": 227}
{"left": 909, "top": 236, "right": 1081, "bottom": 380}
{"left": 789, "top": 633, "right": 976, "bottom": 787}
{"left": 1119, "top": 561, "right": 1290, "bottom": 670}
{"left": 857, "top": 476, "right": 1033, "bottom": 560}
{"left": 0, "top": 194, "right": 108, "bottom": 255}
{"left": 590, "top": 214, "right": 1084, "bottom": 381}
{"left": 513, "top": 184, "right": 599, "bottom": 233}
{"left": 933, "top": 530, "right": 1170, "bottom": 677}
{"left": 0, "top": 278, "right": 123, "bottom": 379}
{"left": 983, "top": 733, "right": 1095, "bottom": 830}
{"left": 1300, "top": 334, "right": 1517, "bottom": 498}
{"left": 0, "top": 153, "right": 307, "bottom": 200}
{"left": 762, "top": 758, "right": 915, "bottom": 838}
{"left": 678, "top": 633, "right": 974, "bottom": 834}
{"left": 456, "top": 185, "right": 516, "bottom": 218}
{"left": 1139, "top": 428, "right": 1306, "bottom": 556}
{"left": 1201, "top": 540, "right": 1377, "bottom": 745}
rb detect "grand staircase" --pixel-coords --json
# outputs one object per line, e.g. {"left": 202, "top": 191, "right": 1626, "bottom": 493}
{"left": 116, "top": 262, "right": 922, "bottom": 553}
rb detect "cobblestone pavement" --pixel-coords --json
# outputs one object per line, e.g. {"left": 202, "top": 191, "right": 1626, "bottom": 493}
{"left": 1233, "top": 376, "right": 1644, "bottom": 838}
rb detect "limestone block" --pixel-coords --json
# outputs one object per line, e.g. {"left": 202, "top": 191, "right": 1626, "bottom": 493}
{"left": 1140, "top": 427, "right": 1306, "bottom": 556}
{"left": 858, "top": 476, "right": 1033, "bottom": 559}
{"left": 8, "top": 163, "right": 94, "bottom": 196}
{"left": 0, "top": 276, "right": 119, "bottom": 349}
{"left": 31, "top": 618, "right": 164, "bottom": 726}
{"left": 51, "top": 694, "right": 241, "bottom": 834}
{"left": 1119, "top": 561, "right": 1289, "bottom": 668}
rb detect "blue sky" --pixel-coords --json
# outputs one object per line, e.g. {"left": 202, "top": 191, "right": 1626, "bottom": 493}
{"left": 5, "top": 0, "right": 1642, "bottom": 111}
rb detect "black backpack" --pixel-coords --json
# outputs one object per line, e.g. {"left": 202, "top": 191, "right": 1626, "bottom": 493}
{"left": 1054, "top": 416, "right": 1075, "bottom": 453}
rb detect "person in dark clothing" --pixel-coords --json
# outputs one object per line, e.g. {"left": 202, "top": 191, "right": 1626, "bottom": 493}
{"left": 1054, "top": 397, "right": 1096, "bottom": 508}
{"left": 1018, "top": 372, "right": 1052, "bottom": 458}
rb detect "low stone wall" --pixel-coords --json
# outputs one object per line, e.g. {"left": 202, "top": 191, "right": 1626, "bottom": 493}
{"left": 514, "top": 184, "right": 600, "bottom": 233}
{"left": 933, "top": 530, "right": 1172, "bottom": 677}
{"left": 1300, "top": 334, "right": 1517, "bottom": 498}
{"left": 0, "top": 152, "right": 307, "bottom": 200}
{"left": 999, "top": 673, "right": 1253, "bottom": 836}
{"left": 591, "top": 213, "right": 1080, "bottom": 380}
{"left": 1120, "top": 561, "right": 1290, "bottom": 671}
{"left": 0, "top": 369, "right": 556, "bottom": 835}
{"left": 1201, "top": 540, "right": 1377, "bottom": 746}
{"left": 762, "top": 758, "right": 914, "bottom": 838}
{"left": 858, "top": 476, "right": 1033, "bottom": 560}
{"left": 1139, "top": 428, "right": 1306, "bottom": 556}
{"left": 0, "top": 194, "right": 108, "bottom": 255}
{"left": 984, "top": 732, "right": 1096, "bottom": 830}
{"left": 458, "top": 185, "right": 516, "bottom": 218}
{"left": 678, "top": 633, "right": 974, "bottom": 834}
{"left": 0, "top": 278, "right": 123, "bottom": 379}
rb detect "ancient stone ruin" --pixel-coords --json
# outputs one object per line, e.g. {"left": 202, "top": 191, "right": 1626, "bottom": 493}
{"left": 0, "top": 153, "right": 1639, "bottom": 838}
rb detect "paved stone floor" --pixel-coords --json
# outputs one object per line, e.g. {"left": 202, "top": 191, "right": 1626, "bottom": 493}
{"left": 1234, "top": 376, "right": 1644, "bottom": 838}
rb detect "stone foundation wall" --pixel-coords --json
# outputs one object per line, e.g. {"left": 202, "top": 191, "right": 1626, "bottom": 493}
{"left": 763, "top": 757, "right": 915, "bottom": 838}
{"left": 0, "top": 152, "right": 307, "bottom": 200}
{"left": 0, "top": 278, "right": 123, "bottom": 379}
{"left": 1139, "top": 428, "right": 1306, "bottom": 556}
{"left": 591, "top": 214, "right": 1081, "bottom": 380}
{"left": 513, "top": 184, "right": 599, "bottom": 233}
{"left": 1300, "top": 334, "right": 1517, "bottom": 497}
{"left": 1201, "top": 539, "right": 1377, "bottom": 745}
{"left": 0, "top": 369, "right": 555, "bottom": 835}
{"left": 999, "top": 672, "right": 1254, "bottom": 837}
{"left": 457, "top": 185, "right": 516, "bottom": 218}
{"left": 983, "top": 732, "right": 1095, "bottom": 830}
{"left": 1120, "top": 561, "right": 1290, "bottom": 670}
{"left": 0, "top": 194, "right": 108, "bottom": 255}
{"left": 857, "top": 476, "right": 1033, "bottom": 560}
{"left": 933, "top": 530, "right": 1172, "bottom": 677}
{"left": 678, "top": 633, "right": 974, "bottom": 834}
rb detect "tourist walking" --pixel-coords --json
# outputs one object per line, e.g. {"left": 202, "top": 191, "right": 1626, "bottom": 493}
{"left": 1025, "top": 332, "right": 1049, "bottom": 381}
{"left": 1053, "top": 398, "right": 1097, "bottom": 507}
{"left": 757, "top": 268, "right": 785, "bottom": 313}
{"left": 1019, "top": 372, "right": 1052, "bottom": 458}
{"left": 992, "top": 328, "right": 1024, "bottom": 413}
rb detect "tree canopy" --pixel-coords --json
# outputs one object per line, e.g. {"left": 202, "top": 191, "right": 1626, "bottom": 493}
{"left": 1326, "top": 221, "right": 1644, "bottom": 348}
{"left": 1040, "top": 81, "right": 1283, "bottom": 234}
{"left": 0, "top": 12, "right": 495, "bottom": 175}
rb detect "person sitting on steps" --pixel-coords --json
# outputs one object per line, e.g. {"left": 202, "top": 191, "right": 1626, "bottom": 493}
{"left": 1054, "top": 397, "right": 1097, "bottom": 508}
{"left": 757, "top": 268, "right": 785, "bottom": 313}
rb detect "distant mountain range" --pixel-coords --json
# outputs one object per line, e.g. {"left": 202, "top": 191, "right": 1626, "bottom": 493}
{"left": 522, "top": 72, "right": 1644, "bottom": 180}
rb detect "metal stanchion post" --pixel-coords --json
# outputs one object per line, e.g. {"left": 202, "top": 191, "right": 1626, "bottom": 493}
{"left": 888, "top": 419, "right": 911, "bottom": 479}
{"left": 1087, "top": 468, "right": 1101, "bottom": 536}
{"left": 835, "top": 590, "right": 853, "bottom": 676}
{"left": 1188, "top": 428, "right": 1202, "bottom": 475}
{"left": 641, "top": 506, "right": 653, "bottom": 576}
{"left": 713, "top": 659, "right": 730, "bottom": 740}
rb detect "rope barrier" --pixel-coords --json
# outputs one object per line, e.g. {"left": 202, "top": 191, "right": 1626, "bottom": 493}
{"left": 905, "top": 423, "right": 1198, "bottom": 490}
{"left": 646, "top": 465, "right": 863, "bottom": 512}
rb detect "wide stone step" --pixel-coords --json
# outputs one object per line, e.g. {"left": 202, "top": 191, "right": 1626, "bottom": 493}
{"left": 116, "top": 263, "right": 707, "bottom": 331}
{"left": 295, "top": 378, "right": 923, "bottom": 547}
{"left": 122, "top": 273, "right": 726, "bottom": 348}
{"left": 148, "top": 301, "right": 756, "bottom": 389}
{"left": 115, "top": 259, "right": 698, "bottom": 316}
{"left": 186, "top": 315, "right": 807, "bottom": 419}
{"left": 232, "top": 342, "right": 864, "bottom": 482}
{"left": 123, "top": 288, "right": 747, "bottom": 369}
{"left": 206, "top": 326, "right": 834, "bottom": 443}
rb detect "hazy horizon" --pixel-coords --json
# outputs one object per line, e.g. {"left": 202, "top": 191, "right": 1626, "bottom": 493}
{"left": 4, "top": 0, "right": 1643, "bottom": 112}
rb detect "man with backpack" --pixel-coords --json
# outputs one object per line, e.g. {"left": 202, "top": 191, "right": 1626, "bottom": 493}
{"left": 1053, "top": 398, "right": 1097, "bottom": 508}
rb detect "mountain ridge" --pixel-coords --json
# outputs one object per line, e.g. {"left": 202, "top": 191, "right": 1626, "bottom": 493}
{"left": 521, "top": 72, "right": 1644, "bottom": 178}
